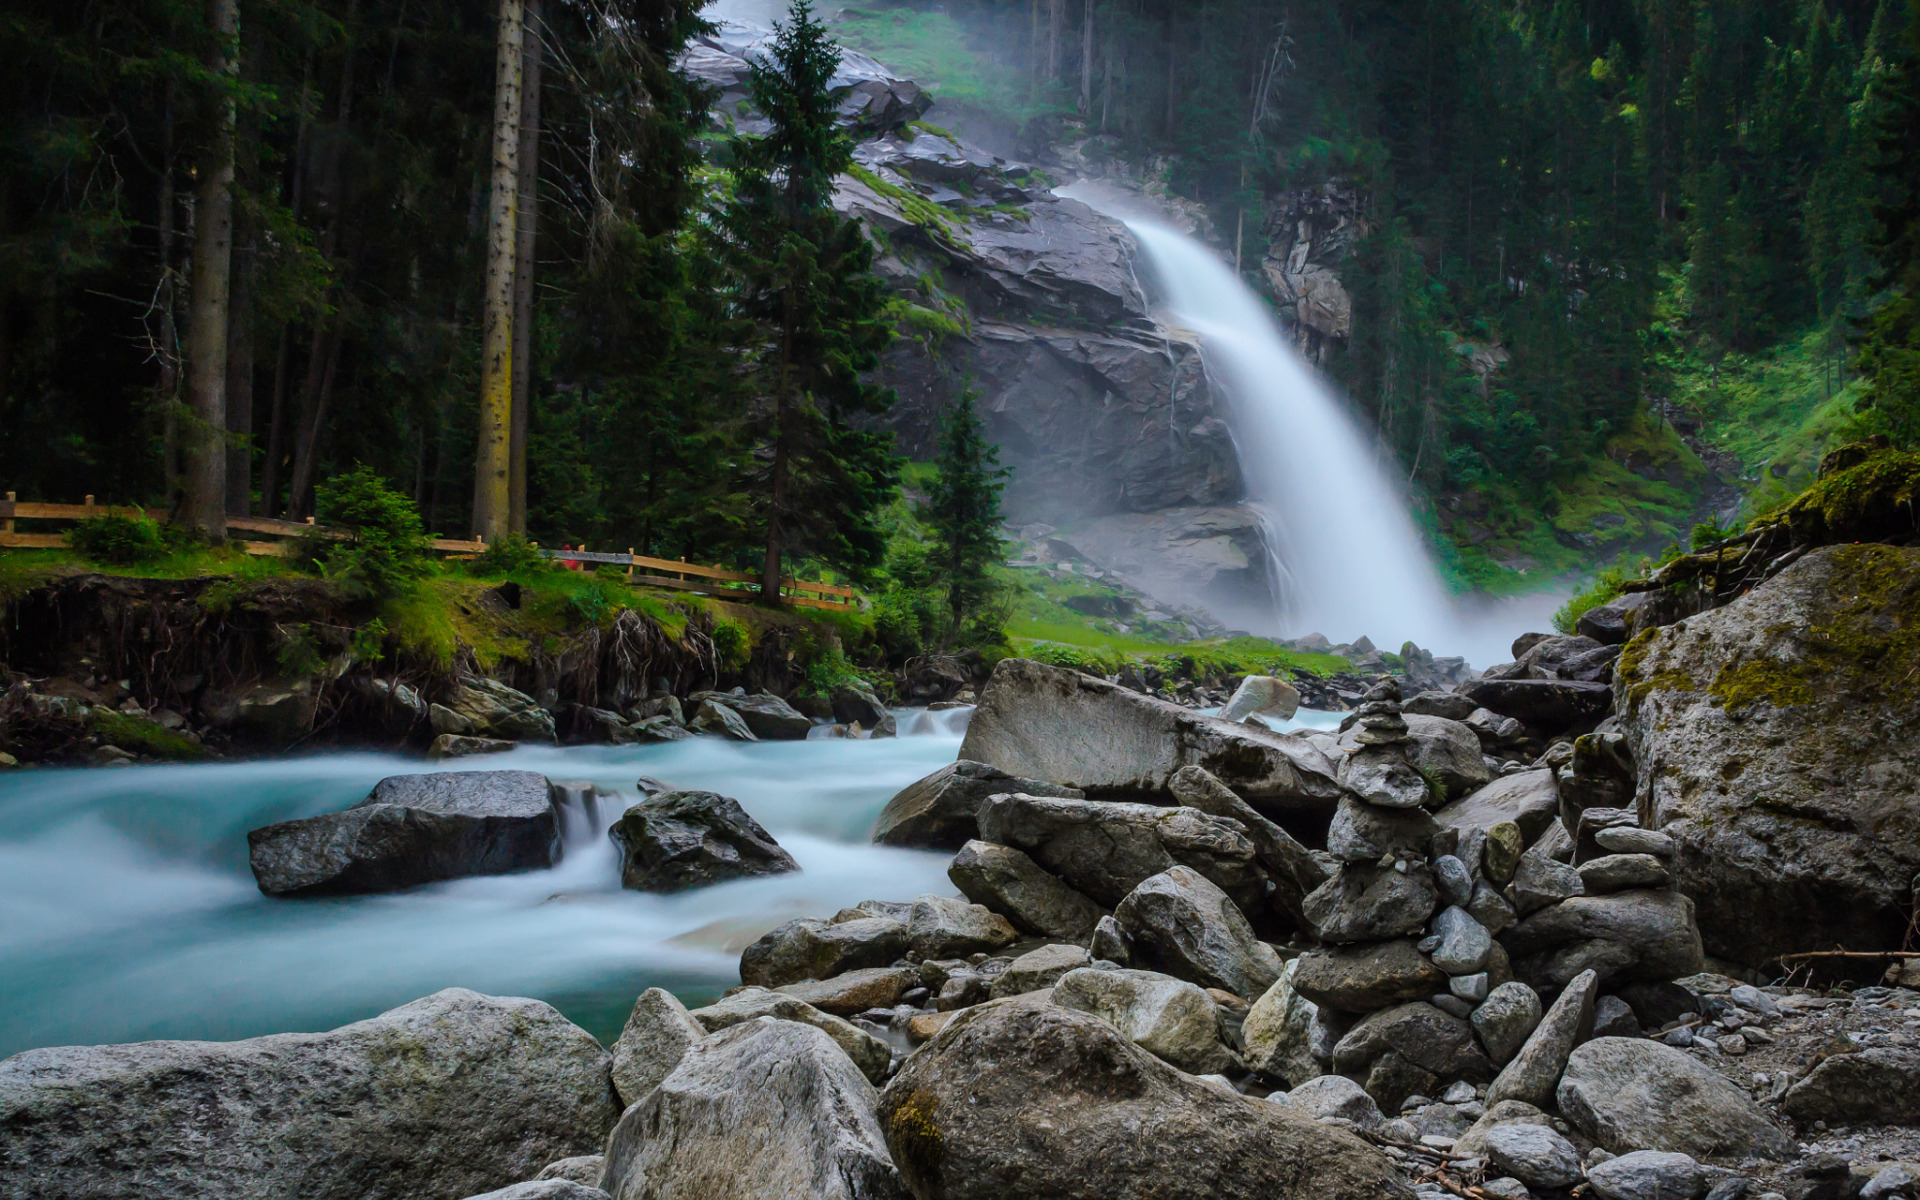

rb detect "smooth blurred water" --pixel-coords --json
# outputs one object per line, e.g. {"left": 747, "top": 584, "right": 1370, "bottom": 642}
{"left": 0, "top": 713, "right": 973, "bottom": 1057}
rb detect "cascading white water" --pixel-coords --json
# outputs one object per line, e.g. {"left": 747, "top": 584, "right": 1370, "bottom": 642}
{"left": 1112, "top": 215, "right": 1459, "bottom": 649}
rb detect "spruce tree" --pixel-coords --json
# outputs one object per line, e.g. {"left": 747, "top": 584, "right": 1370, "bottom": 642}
{"left": 923, "top": 389, "right": 1010, "bottom": 631}
{"left": 1855, "top": 0, "right": 1920, "bottom": 445}
{"left": 713, "top": 0, "right": 900, "bottom": 601}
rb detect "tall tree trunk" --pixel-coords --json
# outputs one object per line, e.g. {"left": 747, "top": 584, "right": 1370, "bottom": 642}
{"left": 225, "top": 222, "right": 255, "bottom": 517}
{"left": 262, "top": 328, "right": 290, "bottom": 516}
{"left": 508, "top": 0, "right": 542, "bottom": 537}
{"left": 157, "top": 90, "right": 181, "bottom": 503}
{"left": 1048, "top": 0, "right": 1064, "bottom": 82}
{"left": 473, "top": 0, "right": 525, "bottom": 541}
{"left": 183, "top": 0, "right": 239, "bottom": 537}
{"left": 1081, "top": 0, "right": 1094, "bottom": 111}
{"left": 287, "top": 325, "right": 342, "bottom": 517}
{"left": 1165, "top": 15, "right": 1178, "bottom": 137}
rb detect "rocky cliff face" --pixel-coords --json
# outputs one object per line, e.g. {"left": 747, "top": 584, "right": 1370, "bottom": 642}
{"left": 683, "top": 22, "right": 1262, "bottom": 613}
{"left": 1258, "top": 181, "right": 1368, "bottom": 366}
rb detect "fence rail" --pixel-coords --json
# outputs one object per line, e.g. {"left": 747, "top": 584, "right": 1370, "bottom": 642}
{"left": 0, "top": 492, "right": 853, "bottom": 611}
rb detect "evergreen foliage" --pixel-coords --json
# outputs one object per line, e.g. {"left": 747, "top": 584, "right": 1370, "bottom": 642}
{"left": 711, "top": 1, "right": 901, "bottom": 597}
{"left": 314, "top": 465, "right": 434, "bottom": 598}
{"left": 1855, "top": 0, "right": 1920, "bottom": 444}
{"left": 923, "top": 390, "right": 1010, "bottom": 629}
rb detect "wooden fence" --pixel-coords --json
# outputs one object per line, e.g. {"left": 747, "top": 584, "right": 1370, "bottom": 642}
{"left": 0, "top": 493, "right": 854, "bottom": 612}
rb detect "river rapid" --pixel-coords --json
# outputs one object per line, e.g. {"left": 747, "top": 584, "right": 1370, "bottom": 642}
{"left": 0, "top": 714, "right": 976, "bottom": 1057}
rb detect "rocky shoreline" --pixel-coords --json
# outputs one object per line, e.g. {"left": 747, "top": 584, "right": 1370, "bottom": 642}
{"left": 4, "top": 538, "right": 1918, "bottom": 1199}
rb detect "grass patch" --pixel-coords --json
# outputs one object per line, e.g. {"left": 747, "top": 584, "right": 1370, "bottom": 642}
{"left": 87, "top": 710, "right": 206, "bottom": 761}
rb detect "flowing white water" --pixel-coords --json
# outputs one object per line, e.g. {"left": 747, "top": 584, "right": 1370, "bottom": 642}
{"left": 0, "top": 719, "right": 972, "bottom": 1056}
{"left": 1119, "top": 218, "right": 1459, "bottom": 647}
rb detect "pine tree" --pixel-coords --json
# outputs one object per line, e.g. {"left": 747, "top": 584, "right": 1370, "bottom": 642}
{"left": 923, "top": 389, "right": 1010, "bottom": 630}
{"left": 1855, "top": 0, "right": 1920, "bottom": 445}
{"left": 713, "top": 0, "right": 900, "bottom": 602}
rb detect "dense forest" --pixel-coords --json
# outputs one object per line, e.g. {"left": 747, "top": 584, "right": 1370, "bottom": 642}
{"left": 2, "top": 0, "right": 1918, "bottom": 607}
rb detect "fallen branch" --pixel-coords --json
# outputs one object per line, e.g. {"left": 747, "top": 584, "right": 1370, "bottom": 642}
{"left": 1775, "top": 950, "right": 1920, "bottom": 963}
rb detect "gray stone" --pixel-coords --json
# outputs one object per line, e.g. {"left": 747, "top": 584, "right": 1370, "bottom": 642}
{"left": 1862, "top": 1166, "right": 1917, "bottom": 1200}
{"left": 611, "top": 987, "right": 707, "bottom": 1108}
{"left": 247, "top": 770, "right": 562, "bottom": 897}
{"left": 774, "top": 967, "right": 921, "bottom": 1016}
{"left": 1434, "top": 855, "right": 1474, "bottom": 907}
{"left": 988, "top": 943, "right": 1091, "bottom": 998}
{"left": 1090, "top": 914, "right": 1132, "bottom": 964}
{"left": 1460, "top": 678, "right": 1613, "bottom": 732}
{"left": 608, "top": 791, "right": 798, "bottom": 893}
{"left": 464, "top": 1184, "right": 610, "bottom": 1200}
{"left": 1168, "top": 765, "right": 1328, "bottom": 928}
{"left": 1573, "top": 808, "right": 1642, "bottom": 865}
{"left": 1433, "top": 994, "right": 1476, "bottom": 1019}
{"left": 1472, "top": 982, "right": 1546, "bottom": 1066}
{"left": 1487, "top": 968, "right": 1597, "bottom": 1107}
{"left": 739, "top": 916, "right": 909, "bottom": 987}
{"left": 1727, "top": 984, "right": 1778, "bottom": 1018}
{"left": 1332, "top": 1002, "right": 1497, "bottom": 1082}
{"left": 1586, "top": 1151, "right": 1713, "bottom": 1200}
{"left": 688, "top": 698, "right": 757, "bottom": 740}
{"left": 1328, "top": 795, "right": 1438, "bottom": 863}
{"left": 1403, "top": 714, "right": 1495, "bottom": 799}
{"left": 906, "top": 894, "right": 1017, "bottom": 958}
{"left": 1219, "top": 675, "right": 1301, "bottom": 724}
{"left": 1593, "top": 826, "right": 1676, "bottom": 859}
{"left": 1576, "top": 593, "right": 1647, "bottom": 645}
{"left": 1366, "top": 1052, "right": 1441, "bottom": 1114}
{"left": 879, "top": 1001, "right": 1412, "bottom": 1200}
{"left": 872, "top": 761, "right": 1082, "bottom": 851}
{"left": 1338, "top": 744, "right": 1433, "bottom": 808}
{"left": 1480, "top": 1179, "right": 1530, "bottom": 1200}
{"left": 1615, "top": 546, "right": 1920, "bottom": 966}
{"left": 687, "top": 691, "right": 812, "bottom": 740}
{"left": 1451, "top": 973, "right": 1491, "bottom": 1002}
{"left": 444, "top": 675, "right": 558, "bottom": 742}
{"left": 976, "top": 792, "right": 1263, "bottom": 910}
{"left": 1052, "top": 966, "right": 1231, "bottom": 1075}
{"left": 1113, "top": 866, "right": 1282, "bottom": 997}
{"left": 1431, "top": 906, "right": 1494, "bottom": 975}
{"left": 537, "top": 1158, "right": 608, "bottom": 1186}
{"left": 1578, "top": 854, "right": 1673, "bottom": 893}
{"left": 1502, "top": 889, "right": 1704, "bottom": 992}
{"left": 1510, "top": 852, "right": 1587, "bottom": 915}
{"left": 686, "top": 988, "right": 891, "bottom": 1086}
{"left": 1591, "top": 995, "right": 1641, "bottom": 1040}
{"left": 1557, "top": 1038, "right": 1794, "bottom": 1159}
{"left": 1484, "top": 1124, "right": 1585, "bottom": 1191}
{"left": 959, "top": 658, "right": 1342, "bottom": 809}
{"left": 1292, "top": 940, "right": 1448, "bottom": 1013}
{"left": 1781, "top": 1047, "right": 1920, "bottom": 1125}
{"left": 1304, "top": 863, "right": 1439, "bottom": 944}
{"left": 601, "top": 1018, "right": 905, "bottom": 1200}
{"left": 1280, "top": 1074, "right": 1388, "bottom": 1133}
{"left": 1242, "top": 959, "right": 1321, "bottom": 1086}
{"left": 1484, "top": 822, "right": 1525, "bottom": 884}
{"left": 1468, "top": 880, "right": 1519, "bottom": 935}
{"left": 428, "top": 733, "right": 517, "bottom": 759}
{"left": 0, "top": 988, "right": 614, "bottom": 1200}
{"left": 1407, "top": 691, "right": 1481, "bottom": 721}
{"left": 1455, "top": 1099, "right": 1555, "bottom": 1158}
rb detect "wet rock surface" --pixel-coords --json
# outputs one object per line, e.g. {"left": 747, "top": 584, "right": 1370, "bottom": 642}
{"left": 608, "top": 790, "right": 799, "bottom": 893}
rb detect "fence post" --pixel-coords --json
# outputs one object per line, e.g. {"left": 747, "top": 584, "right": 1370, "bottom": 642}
{"left": 84, "top": 494, "right": 96, "bottom": 517}
{"left": 3, "top": 491, "right": 12, "bottom": 536}
{"left": 627, "top": 548, "right": 635, "bottom": 581}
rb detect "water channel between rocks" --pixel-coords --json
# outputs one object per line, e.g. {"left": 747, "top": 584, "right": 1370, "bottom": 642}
{"left": 0, "top": 706, "right": 1348, "bottom": 1058}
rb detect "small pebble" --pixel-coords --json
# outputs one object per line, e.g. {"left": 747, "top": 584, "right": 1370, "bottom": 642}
{"left": 1481, "top": 1178, "right": 1531, "bottom": 1199}
{"left": 1442, "top": 1080, "right": 1478, "bottom": 1105}
{"left": 1718, "top": 1034, "right": 1749, "bottom": 1055}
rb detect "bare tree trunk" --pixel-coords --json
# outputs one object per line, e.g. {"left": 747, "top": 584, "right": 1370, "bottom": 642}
{"left": 1165, "top": 16, "right": 1178, "bottom": 137}
{"left": 508, "top": 0, "right": 542, "bottom": 537}
{"left": 1081, "top": 0, "right": 1094, "bottom": 111}
{"left": 1048, "top": 0, "right": 1064, "bottom": 82}
{"left": 182, "top": 0, "right": 240, "bottom": 538}
{"left": 287, "top": 325, "right": 341, "bottom": 517}
{"left": 157, "top": 90, "right": 182, "bottom": 503}
{"left": 473, "top": 0, "right": 525, "bottom": 541}
{"left": 262, "top": 328, "right": 289, "bottom": 516}
{"left": 225, "top": 222, "right": 255, "bottom": 517}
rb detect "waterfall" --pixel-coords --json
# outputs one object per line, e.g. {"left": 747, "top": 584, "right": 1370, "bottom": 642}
{"left": 1088, "top": 205, "right": 1460, "bottom": 650}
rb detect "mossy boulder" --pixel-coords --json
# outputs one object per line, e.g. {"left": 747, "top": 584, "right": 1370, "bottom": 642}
{"left": 1764, "top": 440, "right": 1920, "bottom": 546}
{"left": 1616, "top": 544, "right": 1920, "bottom": 967}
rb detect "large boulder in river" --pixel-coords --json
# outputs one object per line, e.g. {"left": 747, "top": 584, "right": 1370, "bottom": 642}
{"left": 247, "top": 770, "right": 562, "bottom": 896}
{"left": 741, "top": 915, "right": 910, "bottom": 987}
{"left": 878, "top": 1000, "right": 1414, "bottom": 1200}
{"left": 687, "top": 691, "right": 813, "bottom": 740}
{"left": 600, "top": 1018, "right": 907, "bottom": 1200}
{"left": 1616, "top": 544, "right": 1920, "bottom": 965}
{"left": 607, "top": 791, "right": 798, "bottom": 892}
{"left": 872, "top": 761, "right": 1083, "bottom": 851}
{"left": 0, "top": 988, "right": 616, "bottom": 1200}
{"left": 976, "top": 792, "right": 1263, "bottom": 910}
{"left": 959, "top": 658, "right": 1339, "bottom": 812}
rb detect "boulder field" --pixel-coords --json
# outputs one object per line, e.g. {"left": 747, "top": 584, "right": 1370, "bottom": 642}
{"left": 8, "top": 543, "right": 1920, "bottom": 1199}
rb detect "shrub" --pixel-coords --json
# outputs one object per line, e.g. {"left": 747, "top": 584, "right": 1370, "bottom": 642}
{"left": 711, "top": 617, "right": 751, "bottom": 671}
{"left": 1025, "top": 641, "right": 1120, "bottom": 677}
{"left": 69, "top": 514, "right": 168, "bottom": 565}
{"left": 315, "top": 466, "right": 434, "bottom": 598}
{"left": 1552, "top": 558, "right": 1645, "bottom": 634}
{"left": 470, "top": 532, "right": 549, "bottom": 576}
